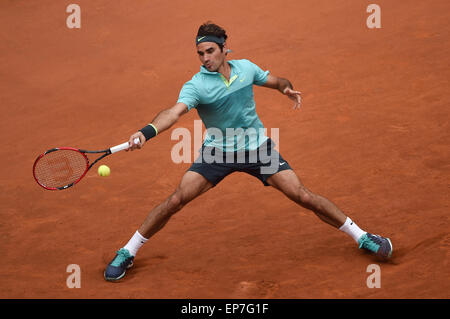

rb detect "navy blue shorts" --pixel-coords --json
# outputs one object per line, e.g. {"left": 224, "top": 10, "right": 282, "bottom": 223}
{"left": 188, "top": 138, "right": 292, "bottom": 186}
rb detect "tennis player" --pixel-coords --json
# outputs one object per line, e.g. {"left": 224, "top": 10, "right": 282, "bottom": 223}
{"left": 104, "top": 22, "right": 393, "bottom": 281}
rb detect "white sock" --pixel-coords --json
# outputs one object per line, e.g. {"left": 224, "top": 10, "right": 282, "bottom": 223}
{"left": 339, "top": 217, "right": 367, "bottom": 243}
{"left": 123, "top": 231, "right": 148, "bottom": 256}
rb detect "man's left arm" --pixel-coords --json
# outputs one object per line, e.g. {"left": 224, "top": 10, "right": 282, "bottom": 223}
{"left": 262, "top": 74, "right": 302, "bottom": 109}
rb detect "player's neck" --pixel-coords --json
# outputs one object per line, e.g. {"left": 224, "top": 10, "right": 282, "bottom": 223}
{"left": 217, "top": 60, "right": 231, "bottom": 81}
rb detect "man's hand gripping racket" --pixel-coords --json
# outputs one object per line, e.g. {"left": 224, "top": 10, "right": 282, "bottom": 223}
{"left": 33, "top": 137, "right": 142, "bottom": 190}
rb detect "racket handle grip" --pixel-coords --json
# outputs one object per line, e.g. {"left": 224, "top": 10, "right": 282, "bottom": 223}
{"left": 110, "top": 137, "right": 141, "bottom": 154}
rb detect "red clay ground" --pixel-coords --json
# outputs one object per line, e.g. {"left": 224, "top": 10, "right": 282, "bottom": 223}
{"left": 1, "top": 0, "right": 449, "bottom": 298}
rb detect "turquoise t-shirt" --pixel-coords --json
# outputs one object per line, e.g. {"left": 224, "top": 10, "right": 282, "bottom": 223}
{"left": 177, "top": 59, "right": 269, "bottom": 151}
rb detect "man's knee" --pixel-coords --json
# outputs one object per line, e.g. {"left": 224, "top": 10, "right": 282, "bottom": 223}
{"left": 295, "top": 186, "right": 316, "bottom": 208}
{"left": 166, "top": 192, "right": 184, "bottom": 215}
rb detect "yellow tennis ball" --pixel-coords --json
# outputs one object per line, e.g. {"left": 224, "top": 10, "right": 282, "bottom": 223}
{"left": 98, "top": 165, "right": 111, "bottom": 177}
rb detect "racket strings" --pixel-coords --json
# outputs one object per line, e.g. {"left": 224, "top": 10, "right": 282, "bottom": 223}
{"left": 34, "top": 149, "right": 88, "bottom": 188}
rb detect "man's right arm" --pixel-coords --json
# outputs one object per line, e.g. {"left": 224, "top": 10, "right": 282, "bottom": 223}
{"left": 127, "top": 102, "right": 189, "bottom": 151}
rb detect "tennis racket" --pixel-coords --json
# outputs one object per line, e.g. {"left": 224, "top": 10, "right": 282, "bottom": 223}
{"left": 33, "top": 137, "right": 140, "bottom": 190}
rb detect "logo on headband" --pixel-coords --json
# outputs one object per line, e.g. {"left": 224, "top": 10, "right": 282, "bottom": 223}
{"left": 196, "top": 35, "right": 225, "bottom": 45}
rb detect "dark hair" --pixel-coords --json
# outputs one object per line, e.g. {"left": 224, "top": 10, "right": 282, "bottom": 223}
{"left": 197, "top": 22, "right": 228, "bottom": 51}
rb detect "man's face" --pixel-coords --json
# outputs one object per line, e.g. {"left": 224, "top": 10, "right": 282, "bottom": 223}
{"left": 197, "top": 42, "right": 227, "bottom": 72}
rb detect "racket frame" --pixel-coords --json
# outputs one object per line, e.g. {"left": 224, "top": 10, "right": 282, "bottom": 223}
{"left": 33, "top": 138, "right": 137, "bottom": 191}
{"left": 33, "top": 147, "right": 111, "bottom": 191}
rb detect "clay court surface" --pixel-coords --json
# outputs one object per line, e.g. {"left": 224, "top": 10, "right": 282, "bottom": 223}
{"left": 1, "top": 0, "right": 449, "bottom": 298}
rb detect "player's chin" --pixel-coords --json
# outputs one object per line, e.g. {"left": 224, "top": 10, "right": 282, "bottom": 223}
{"left": 205, "top": 64, "right": 217, "bottom": 72}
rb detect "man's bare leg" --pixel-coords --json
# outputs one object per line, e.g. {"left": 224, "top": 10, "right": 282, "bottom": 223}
{"left": 138, "top": 171, "right": 214, "bottom": 239}
{"left": 266, "top": 169, "right": 393, "bottom": 259}
{"left": 266, "top": 169, "right": 346, "bottom": 228}
{"left": 104, "top": 171, "right": 213, "bottom": 281}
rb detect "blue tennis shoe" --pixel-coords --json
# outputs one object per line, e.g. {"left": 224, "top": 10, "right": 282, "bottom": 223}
{"left": 358, "top": 233, "right": 393, "bottom": 260}
{"left": 104, "top": 248, "right": 134, "bottom": 281}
